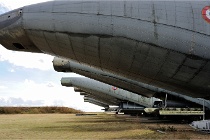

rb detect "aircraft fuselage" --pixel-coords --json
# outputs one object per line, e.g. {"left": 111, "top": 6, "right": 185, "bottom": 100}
{"left": 1, "top": 1, "right": 210, "bottom": 98}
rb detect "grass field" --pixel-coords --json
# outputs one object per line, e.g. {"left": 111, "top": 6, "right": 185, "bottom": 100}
{"left": 0, "top": 113, "right": 209, "bottom": 139}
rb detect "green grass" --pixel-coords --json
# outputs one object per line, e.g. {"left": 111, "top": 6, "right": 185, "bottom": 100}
{"left": 0, "top": 114, "right": 209, "bottom": 139}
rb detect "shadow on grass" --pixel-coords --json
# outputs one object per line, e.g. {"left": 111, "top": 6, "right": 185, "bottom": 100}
{"left": 30, "top": 123, "right": 133, "bottom": 132}
{"left": 116, "top": 130, "right": 201, "bottom": 139}
{"left": 56, "top": 119, "right": 126, "bottom": 124}
{"left": 116, "top": 132, "right": 162, "bottom": 139}
{"left": 140, "top": 119, "right": 189, "bottom": 124}
{"left": 29, "top": 115, "right": 134, "bottom": 132}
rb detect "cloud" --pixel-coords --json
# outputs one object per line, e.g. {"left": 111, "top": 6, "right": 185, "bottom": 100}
{"left": 0, "top": 3, "right": 10, "bottom": 13}
{"left": 1, "top": 0, "right": 50, "bottom": 10}
{"left": 0, "top": 46, "right": 54, "bottom": 71}
{"left": 0, "top": 86, "right": 7, "bottom": 89}
{"left": 53, "top": 100, "right": 64, "bottom": 106}
{"left": 0, "top": 97, "right": 45, "bottom": 106}
{"left": 47, "top": 82, "right": 55, "bottom": 88}
{"left": 0, "top": 79, "right": 103, "bottom": 112}
{"left": 8, "top": 68, "right": 15, "bottom": 73}
{"left": 0, "top": 97, "right": 103, "bottom": 112}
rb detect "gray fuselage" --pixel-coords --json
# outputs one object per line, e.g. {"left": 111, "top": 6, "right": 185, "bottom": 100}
{"left": 0, "top": 0, "right": 210, "bottom": 98}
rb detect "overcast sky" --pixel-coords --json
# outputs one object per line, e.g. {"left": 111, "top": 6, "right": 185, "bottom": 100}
{"left": 0, "top": 0, "right": 102, "bottom": 112}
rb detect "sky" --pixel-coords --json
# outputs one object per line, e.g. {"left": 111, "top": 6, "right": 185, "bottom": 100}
{"left": 0, "top": 0, "right": 102, "bottom": 112}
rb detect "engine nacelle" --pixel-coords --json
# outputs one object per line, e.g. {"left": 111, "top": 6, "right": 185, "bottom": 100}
{"left": 53, "top": 57, "right": 72, "bottom": 72}
{"left": 74, "top": 87, "right": 83, "bottom": 92}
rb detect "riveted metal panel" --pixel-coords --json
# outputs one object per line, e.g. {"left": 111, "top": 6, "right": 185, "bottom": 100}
{"left": 159, "top": 61, "right": 180, "bottom": 77}
{"left": 154, "top": 1, "right": 167, "bottom": 24}
{"left": 85, "top": 45, "right": 99, "bottom": 56}
{"left": 155, "top": 9, "right": 167, "bottom": 24}
{"left": 190, "top": 71, "right": 210, "bottom": 87}
{"left": 184, "top": 58, "right": 206, "bottom": 70}
{"left": 165, "top": 2, "right": 176, "bottom": 25}
{"left": 86, "top": 56, "right": 101, "bottom": 67}
{"left": 175, "top": 2, "right": 194, "bottom": 30}
{"left": 82, "top": 1, "right": 99, "bottom": 14}
{"left": 111, "top": 1, "right": 124, "bottom": 17}
{"left": 54, "top": 14, "right": 82, "bottom": 33}
{"left": 39, "top": 2, "right": 53, "bottom": 12}
{"left": 69, "top": 36, "right": 85, "bottom": 63}
{"left": 98, "top": 16, "right": 112, "bottom": 35}
{"left": 118, "top": 38, "right": 137, "bottom": 71}
{"left": 64, "top": 14, "right": 100, "bottom": 34}
{"left": 124, "top": 1, "right": 138, "bottom": 18}
{"left": 99, "top": 38, "right": 112, "bottom": 69}
{"left": 98, "top": 1, "right": 111, "bottom": 15}
{"left": 173, "top": 66, "right": 198, "bottom": 82}
{"left": 140, "top": 63, "right": 160, "bottom": 78}
{"left": 84, "top": 36, "right": 100, "bottom": 66}
{"left": 158, "top": 51, "right": 186, "bottom": 78}
{"left": 189, "top": 1, "right": 210, "bottom": 35}
{"left": 107, "top": 38, "right": 124, "bottom": 69}
{"left": 146, "top": 56, "right": 164, "bottom": 67}
{"left": 113, "top": 17, "right": 155, "bottom": 43}
{"left": 137, "top": 1, "right": 153, "bottom": 22}
{"left": 53, "top": 13, "right": 84, "bottom": 33}
{"left": 65, "top": 2, "right": 82, "bottom": 13}
{"left": 53, "top": 14, "right": 69, "bottom": 32}
{"left": 52, "top": 1, "right": 68, "bottom": 13}
{"left": 55, "top": 33, "right": 71, "bottom": 48}
{"left": 44, "top": 32, "right": 77, "bottom": 60}
{"left": 130, "top": 43, "right": 151, "bottom": 74}
{"left": 166, "top": 51, "right": 186, "bottom": 65}
{"left": 193, "top": 34, "right": 210, "bottom": 58}
{"left": 193, "top": 44, "right": 207, "bottom": 59}
{"left": 154, "top": 1, "right": 165, "bottom": 10}
{"left": 157, "top": 25, "right": 195, "bottom": 54}
{"left": 148, "top": 46, "right": 168, "bottom": 60}
{"left": 24, "top": 1, "right": 53, "bottom": 13}
{"left": 43, "top": 31, "right": 61, "bottom": 55}
{"left": 26, "top": 30, "right": 54, "bottom": 55}
{"left": 23, "top": 13, "right": 54, "bottom": 31}
{"left": 202, "top": 62, "right": 210, "bottom": 72}
{"left": 130, "top": 59, "right": 145, "bottom": 75}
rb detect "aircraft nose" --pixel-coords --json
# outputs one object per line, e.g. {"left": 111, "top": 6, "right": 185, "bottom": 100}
{"left": 0, "top": 8, "right": 41, "bottom": 53}
{"left": 0, "top": 9, "right": 22, "bottom": 30}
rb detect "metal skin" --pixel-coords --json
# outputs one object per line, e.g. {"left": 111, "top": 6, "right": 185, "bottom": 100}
{"left": 61, "top": 77, "right": 161, "bottom": 108}
{"left": 53, "top": 57, "right": 156, "bottom": 97}
{"left": 84, "top": 95, "right": 118, "bottom": 106}
{"left": 82, "top": 91, "right": 119, "bottom": 105}
{"left": 74, "top": 87, "right": 84, "bottom": 92}
{"left": 53, "top": 57, "right": 210, "bottom": 109}
{"left": 1, "top": 1, "right": 210, "bottom": 98}
{"left": 84, "top": 96, "right": 117, "bottom": 106}
{"left": 120, "top": 102, "right": 145, "bottom": 110}
{"left": 84, "top": 97, "right": 111, "bottom": 107}
{"left": 76, "top": 85, "right": 121, "bottom": 106}
{"left": 103, "top": 107, "right": 119, "bottom": 112}
{"left": 75, "top": 87, "right": 120, "bottom": 105}
{"left": 81, "top": 92, "right": 119, "bottom": 105}
{"left": 80, "top": 92, "right": 88, "bottom": 96}
{"left": 80, "top": 91, "right": 146, "bottom": 109}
